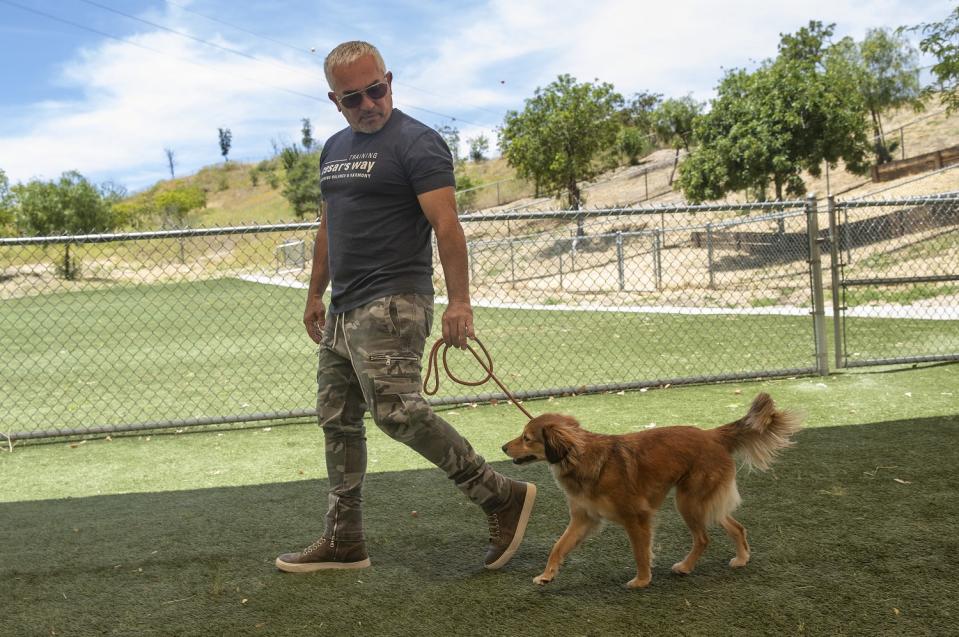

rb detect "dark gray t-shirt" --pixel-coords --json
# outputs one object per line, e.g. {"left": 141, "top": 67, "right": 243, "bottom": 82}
{"left": 319, "top": 109, "right": 455, "bottom": 314}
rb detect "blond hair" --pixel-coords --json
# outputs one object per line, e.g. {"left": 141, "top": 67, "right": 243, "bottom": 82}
{"left": 324, "top": 41, "right": 387, "bottom": 88}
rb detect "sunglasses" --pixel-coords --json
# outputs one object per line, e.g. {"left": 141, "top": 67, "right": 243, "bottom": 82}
{"left": 333, "top": 80, "right": 389, "bottom": 109}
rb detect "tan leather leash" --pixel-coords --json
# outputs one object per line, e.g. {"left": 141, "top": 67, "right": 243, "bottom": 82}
{"left": 423, "top": 336, "right": 534, "bottom": 420}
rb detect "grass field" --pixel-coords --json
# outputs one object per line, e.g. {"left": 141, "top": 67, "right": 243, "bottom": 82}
{"left": 3, "top": 277, "right": 957, "bottom": 438}
{"left": 3, "top": 365, "right": 958, "bottom": 636}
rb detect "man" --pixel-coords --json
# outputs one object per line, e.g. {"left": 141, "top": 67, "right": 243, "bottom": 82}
{"left": 276, "top": 41, "right": 536, "bottom": 573}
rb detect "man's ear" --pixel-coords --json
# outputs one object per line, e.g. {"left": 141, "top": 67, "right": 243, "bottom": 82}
{"left": 542, "top": 424, "right": 571, "bottom": 464}
{"left": 328, "top": 92, "right": 342, "bottom": 112}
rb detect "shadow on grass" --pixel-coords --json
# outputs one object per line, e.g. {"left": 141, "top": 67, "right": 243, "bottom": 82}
{"left": 3, "top": 416, "right": 958, "bottom": 637}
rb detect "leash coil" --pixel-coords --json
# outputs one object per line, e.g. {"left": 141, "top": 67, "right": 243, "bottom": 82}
{"left": 423, "top": 336, "right": 533, "bottom": 420}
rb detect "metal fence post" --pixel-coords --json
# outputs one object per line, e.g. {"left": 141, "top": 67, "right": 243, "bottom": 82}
{"left": 706, "top": 222, "right": 715, "bottom": 289}
{"left": 558, "top": 252, "right": 564, "bottom": 290}
{"left": 616, "top": 232, "right": 625, "bottom": 290}
{"left": 826, "top": 195, "right": 844, "bottom": 369}
{"left": 806, "top": 193, "right": 829, "bottom": 375}
{"left": 653, "top": 230, "right": 663, "bottom": 290}
{"left": 24, "top": 196, "right": 959, "bottom": 442}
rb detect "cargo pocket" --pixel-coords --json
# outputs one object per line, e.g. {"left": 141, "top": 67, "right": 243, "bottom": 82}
{"left": 367, "top": 352, "right": 420, "bottom": 376}
{"left": 371, "top": 374, "right": 429, "bottom": 437}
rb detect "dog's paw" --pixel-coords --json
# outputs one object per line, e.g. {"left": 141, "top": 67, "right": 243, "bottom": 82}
{"left": 671, "top": 561, "right": 693, "bottom": 575}
{"left": 729, "top": 556, "right": 749, "bottom": 568}
{"left": 626, "top": 576, "right": 651, "bottom": 589}
{"left": 533, "top": 574, "right": 552, "bottom": 586}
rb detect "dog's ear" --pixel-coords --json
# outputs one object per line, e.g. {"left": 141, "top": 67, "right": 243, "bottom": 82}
{"left": 541, "top": 422, "right": 573, "bottom": 464}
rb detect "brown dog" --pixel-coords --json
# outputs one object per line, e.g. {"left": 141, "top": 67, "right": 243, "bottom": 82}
{"left": 502, "top": 393, "right": 800, "bottom": 588}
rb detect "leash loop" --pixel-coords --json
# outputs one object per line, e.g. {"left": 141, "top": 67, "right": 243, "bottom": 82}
{"left": 423, "top": 336, "right": 533, "bottom": 420}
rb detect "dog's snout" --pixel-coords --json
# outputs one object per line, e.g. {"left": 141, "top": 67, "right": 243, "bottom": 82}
{"left": 501, "top": 443, "right": 509, "bottom": 454}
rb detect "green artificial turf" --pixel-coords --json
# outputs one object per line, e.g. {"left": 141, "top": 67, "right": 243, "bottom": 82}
{"left": 3, "top": 365, "right": 958, "bottom": 636}
{"left": 3, "top": 276, "right": 956, "bottom": 438}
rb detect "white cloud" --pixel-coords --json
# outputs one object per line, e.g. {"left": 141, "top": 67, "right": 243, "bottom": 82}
{"left": 0, "top": 24, "right": 337, "bottom": 189}
{"left": 0, "top": 0, "right": 947, "bottom": 189}
{"left": 402, "top": 0, "right": 943, "bottom": 106}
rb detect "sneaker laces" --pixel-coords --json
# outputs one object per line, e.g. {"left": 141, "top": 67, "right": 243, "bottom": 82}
{"left": 304, "top": 537, "right": 331, "bottom": 554}
{"left": 487, "top": 513, "right": 501, "bottom": 540}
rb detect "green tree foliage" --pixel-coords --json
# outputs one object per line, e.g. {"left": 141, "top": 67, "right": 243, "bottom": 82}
{"left": 155, "top": 186, "right": 207, "bottom": 227}
{"left": 653, "top": 96, "right": 704, "bottom": 183}
{"left": 679, "top": 21, "right": 871, "bottom": 203}
{"left": 499, "top": 74, "right": 624, "bottom": 212}
{"left": 653, "top": 96, "right": 702, "bottom": 152}
{"left": 911, "top": 7, "right": 959, "bottom": 113}
{"left": 620, "top": 91, "right": 662, "bottom": 132}
{"left": 13, "top": 171, "right": 118, "bottom": 236}
{"left": 301, "top": 118, "right": 315, "bottom": 150}
{"left": 0, "top": 169, "right": 14, "bottom": 234}
{"left": 435, "top": 124, "right": 461, "bottom": 163}
{"left": 112, "top": 185, "right": 206, "bottom": 229}
{"left": 833, "top": 28, "right": 922, "bottom": 162}
{"left": 454, "top": 170, "right": 478, "bottom": 210}
{"left": 279, "top": 144, "right": 322, "bottom": 219}
{"left": 10, "top": 171, "right": 121, "bottom": 279}
{"left": 615, "top": 92, "right": 661, "bottom": 167}
{"left": 618, "top": 127, "right": 651, "bottom": 166}
{"left": 164, "top": 148, "right": 176, "bottom": 178}
{"left": 218, "top": 127, "right": 232, "bottom": 162}
{"left": 467, "top": 134, "right": 489, "bottom": 162}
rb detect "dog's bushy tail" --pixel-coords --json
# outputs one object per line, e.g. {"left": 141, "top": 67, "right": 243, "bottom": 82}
{"left": 714, "top": 393, "right": 801, "bottom": 470}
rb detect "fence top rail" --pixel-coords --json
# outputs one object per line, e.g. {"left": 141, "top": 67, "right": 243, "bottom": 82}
{"left": 0, "top": 221, "right": 321, "bottom": 246}
{"left": 835, "top": 192, "right": 959, "bottom": 209}
{"left": 468, "top": 208, "right": 808, "bottom": 246}
{"left": 455, "top": 177, "right": 517, "bottom": 194}
{"left": 459, "top": 200, "right": 806, "bottom": 223}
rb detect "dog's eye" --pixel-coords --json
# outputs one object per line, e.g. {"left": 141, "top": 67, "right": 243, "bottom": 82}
{"left": 523, "top": 435, "right": 532, "bottom": 443}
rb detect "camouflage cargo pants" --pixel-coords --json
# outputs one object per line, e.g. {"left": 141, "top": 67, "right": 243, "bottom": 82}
{"left": 316, "top": 293, "right": 510, "bottom": 542}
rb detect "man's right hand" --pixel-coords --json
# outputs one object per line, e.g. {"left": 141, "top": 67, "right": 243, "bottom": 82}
{"left": 304, "top": 295, "right": 327, "bottom": 344}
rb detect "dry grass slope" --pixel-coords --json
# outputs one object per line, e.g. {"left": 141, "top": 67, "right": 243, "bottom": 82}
{"left": 145, "top": 101, "right": 959, "bottom": 228}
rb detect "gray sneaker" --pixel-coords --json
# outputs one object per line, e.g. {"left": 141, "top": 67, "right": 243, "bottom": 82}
{"left": 275, "top": 537, "right": 371, "bottom": 573}
{"left": 484, "top": 481, "right": 537, "bottom": 570}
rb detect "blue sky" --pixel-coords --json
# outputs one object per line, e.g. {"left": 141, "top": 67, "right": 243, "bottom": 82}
{"left": 0, "top": 0, "right": 952, "bottom": 192}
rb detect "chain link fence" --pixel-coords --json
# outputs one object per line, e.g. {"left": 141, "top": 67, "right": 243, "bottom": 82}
{"left": 4, "top": 193, "right": 956, "bottom": 442}
{"left": 829, "top": 193, "right": 959, "bottom": 368}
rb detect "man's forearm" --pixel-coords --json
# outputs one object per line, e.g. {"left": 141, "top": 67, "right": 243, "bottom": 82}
{"left": 308, "top": 212, "right": 331, "bottom": 298}
{"left": 435, "top": 224, "right": 471, "bottom": 304}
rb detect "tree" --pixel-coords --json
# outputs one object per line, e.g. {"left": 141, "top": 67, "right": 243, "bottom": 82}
{"left": 279, "top": 144, "right": 322, "bottom": 219}
{"left": 435, "top": 124, "right": 461, "bottom": 163}
{"left": 13, "top": 171, "right": 117, "bottom": 236}
{"left": 12, "top": 171, "right": 120, "bottom": 279}
{"left": 910, "top": 7, "right": 959, "bottom": 113}
{"left": 164, "top": 148, "right": 176, "bottom": 178}
{"left": 155, "top": 186, "right": 207, "bottom": 227}
{"left": 218, "top": 127, "right": 232, "bottom": 162}
{"left": 455, "top": 170, "right": 479, "bottom": 210}
{"left": 467, "top": 134, "right": 489, "bottom": 162}
{"left": 620, "top": 90, "right": 662, "bottom": 132}
{"left": 833, "top": 29, "right": 922, "bottom": 162}
{"left": 618, "top": 127, "right": 651, "bottom": 166}
{"left": 499, "top": 74, "right": 624, "bottom": 217}
{"left": 301, "top": 118, "right": 315, "bottom": 150}
{"left": 679, "top": 21, "right": 871, "bottom": 203}
{"left": 652, "top": 96, "right": 703, "bottom": 183}
{"left": 0, "top": 169, "right": 14, "bottom": 234}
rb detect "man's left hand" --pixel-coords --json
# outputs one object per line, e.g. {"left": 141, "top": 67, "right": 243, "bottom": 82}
{"left": 442, "top": 300, "right": 474, "bottom": 349}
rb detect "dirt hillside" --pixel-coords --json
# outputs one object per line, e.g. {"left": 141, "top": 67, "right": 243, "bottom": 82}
{"left": 483, "top": 101, "right": 959, "bottom": 213}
